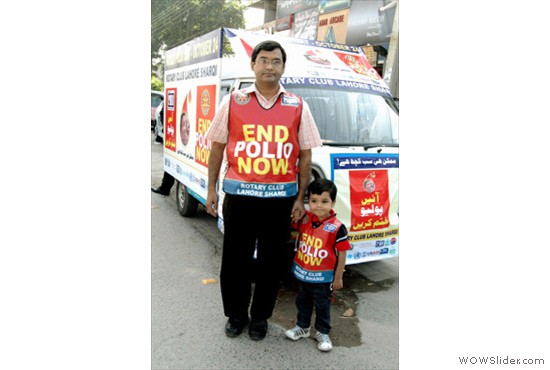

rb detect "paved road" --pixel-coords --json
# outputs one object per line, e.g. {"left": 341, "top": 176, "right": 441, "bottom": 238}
{"left": 151, "top": 133, "right": 399, "bottom": 369}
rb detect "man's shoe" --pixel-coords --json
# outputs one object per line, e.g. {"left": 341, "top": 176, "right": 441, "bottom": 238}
{"left": 225, "top": 318, "right": 248, "bottom": 338}
{"left": 249, "top": 320, "right": 268, "bottom": 340}
{"left": 151, "top": 187, "right": 170, "bottom": 196}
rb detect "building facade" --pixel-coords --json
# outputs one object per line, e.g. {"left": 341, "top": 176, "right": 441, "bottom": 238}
{"left": 245, "top": 0, "right": 399, "bottom": 97}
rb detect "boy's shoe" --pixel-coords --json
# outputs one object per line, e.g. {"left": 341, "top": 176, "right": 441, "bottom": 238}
{"left": 285, "top": 326, "right": 311, "bottom": 340}
{"left": 315, "top": 332, "right": 333, "bottom": 352}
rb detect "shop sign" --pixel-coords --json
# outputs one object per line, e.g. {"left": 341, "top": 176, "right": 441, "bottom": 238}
{"left": 276, "top": 0, "right": 319, "bottom": 18}
{"left": 319, "top": 0, "right": 351, "bottom": 14}
{"left": 276, "top": 15, "right": 292, "bottom": 31}
{"left": 291, "top": 7, "right": 319, "bottom": 40}
{"left": 346, "top": 0, "right": 396, "bottom": 45}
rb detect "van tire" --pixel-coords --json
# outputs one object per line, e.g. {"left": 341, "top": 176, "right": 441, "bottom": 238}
{"left": 176, "top": 181, "right": 198, "bottom": 217}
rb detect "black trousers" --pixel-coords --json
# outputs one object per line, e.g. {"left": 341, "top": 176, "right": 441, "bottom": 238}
{"left": 157, "top": 172, "right": 175, "bottom": 191}
{"left": 220, "top": 194, "right": 294, "bottom": 322}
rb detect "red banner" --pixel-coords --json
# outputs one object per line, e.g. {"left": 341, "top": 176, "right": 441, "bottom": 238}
{"left": 349, "top": 170, "right": 390, "bottom": 231}
{"left": 164, "top": 88, "right": 177, "bottom": 152}
{"left": 195, "top": 85, "right": 216, "bottom": 167}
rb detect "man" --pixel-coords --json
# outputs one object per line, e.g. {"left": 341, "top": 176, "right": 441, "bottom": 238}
{"left": 205, "top": 40, "right": 322, "bottom": 340}
{"left": 151, "top": 172, "right": 174, "bottom": 196}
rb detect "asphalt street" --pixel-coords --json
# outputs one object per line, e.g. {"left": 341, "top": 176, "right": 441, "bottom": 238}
{"left": 151, "top": 133, "right": 399, "bottom": 369}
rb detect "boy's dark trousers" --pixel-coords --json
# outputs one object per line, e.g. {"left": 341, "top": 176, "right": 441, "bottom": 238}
{"left": 296, "top": 281, "right": 333, "bottom": 334}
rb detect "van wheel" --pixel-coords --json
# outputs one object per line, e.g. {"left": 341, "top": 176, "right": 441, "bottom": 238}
{"left": 176, "top": 181, "right": 198, "bottom": 217}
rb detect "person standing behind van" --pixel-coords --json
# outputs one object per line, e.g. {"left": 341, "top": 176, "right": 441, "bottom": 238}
{"left": 205, "top": 40, "right": 322, "bottom": 341}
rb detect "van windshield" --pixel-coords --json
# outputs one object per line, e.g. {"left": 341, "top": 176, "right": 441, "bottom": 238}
{"left": 285, "top": 86, "right": 398, "bottom": 147}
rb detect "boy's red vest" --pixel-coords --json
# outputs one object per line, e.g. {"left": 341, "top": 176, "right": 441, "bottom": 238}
{"left": 292, "top": 211, "right": 345, "bottom": 283}
{"left": 223, "top": 90, "right": 302, "bottom": 198}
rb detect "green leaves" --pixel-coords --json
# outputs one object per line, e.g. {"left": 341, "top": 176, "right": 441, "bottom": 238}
{"left": 151, "top": 0, "right": 246, "bottom": 75}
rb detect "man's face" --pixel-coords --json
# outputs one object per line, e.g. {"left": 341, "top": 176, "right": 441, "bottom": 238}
{"left": 251, "top": 49, "right": 285, "bottom": 84}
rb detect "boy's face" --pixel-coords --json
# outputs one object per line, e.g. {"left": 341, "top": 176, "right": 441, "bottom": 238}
{"left": 308, "top": 191, "right": 335, "bottom": 220}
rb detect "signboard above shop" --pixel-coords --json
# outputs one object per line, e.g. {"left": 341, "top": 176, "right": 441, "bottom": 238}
{"left": 291, "top": 7, "right": 319, "bottom": 40}
{"left": 346, "top": 0, "right": 396, "bottom": 45}
{"left": 274, "top": 0, "right": 395, "bottom": 47}
{"left": 317, "top": 8, "right": 349, "bottom": 44}
{"left": 276, "top": 0, "right": 319, "bottom": 19}
{"left": 275, "top": 15, "right": 292, "bottom": 31}
{"left": 319, "top": 0, "right": 351, "bottom": 14}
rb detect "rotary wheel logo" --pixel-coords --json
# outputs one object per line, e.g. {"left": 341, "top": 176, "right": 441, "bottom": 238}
{"left": 200, "top": 89, "right": 211, "bottom": 116}
{"left": 234, "top": 92, "right": 251, "bottom": 105}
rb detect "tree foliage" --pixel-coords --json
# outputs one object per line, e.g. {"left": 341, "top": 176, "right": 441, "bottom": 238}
{"left": 151, "top": 75, "right": 163, "bottom": 91}
{"left": 151, "top": 0, "right": 246, "bottom": 71}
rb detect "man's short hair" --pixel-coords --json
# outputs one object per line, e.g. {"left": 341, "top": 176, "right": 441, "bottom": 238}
{"left": 251, "top": 40, "right": 287, "bottom": 64}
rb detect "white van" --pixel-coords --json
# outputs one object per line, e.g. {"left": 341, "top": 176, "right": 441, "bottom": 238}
{"left": 162, "top": 28, "right": 398, "bottom": 264}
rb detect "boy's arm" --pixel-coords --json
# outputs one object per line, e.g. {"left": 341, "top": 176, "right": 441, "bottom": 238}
{"left": 332, "top": 251, "right": 347, "bottom": 290}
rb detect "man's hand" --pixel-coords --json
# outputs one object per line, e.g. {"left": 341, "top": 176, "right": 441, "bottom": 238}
{"left": 291, "top": 199, "right": 305, "bottom": 223}
{"left": 205, "top": 191, "right": 218, "bottom": 217}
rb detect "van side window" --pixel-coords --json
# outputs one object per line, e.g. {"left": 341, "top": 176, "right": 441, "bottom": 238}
{"left": 239, "top": 81, "right": 253, "bottom": 90}
{"left": 287, "top": 86, "right": 398, "bottom": 145}
{"left": 219, "top": 84, "right": 232, "bottom": 102}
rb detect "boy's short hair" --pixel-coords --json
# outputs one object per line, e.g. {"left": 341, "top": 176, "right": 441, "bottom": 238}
{"left": 307, "top": 178, "right": 337, "bottom": 202}
{"left": 251, "top": 40, "right": 287, "bottom": 64}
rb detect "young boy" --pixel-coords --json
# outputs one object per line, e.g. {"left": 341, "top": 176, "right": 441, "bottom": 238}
{"left": 285, "top": 178, "right": 352, "bottom": 352}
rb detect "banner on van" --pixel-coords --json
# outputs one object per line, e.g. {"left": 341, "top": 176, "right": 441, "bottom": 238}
{"left": 331, "top": 153, "right": 399, "bottom": 264}
{"left": 163, "top": 31, "right": 223, "bottom": 205}
{"left": 224, "top": 28, "right": 391, "bottom": 97}
{"left": 164, "top": 88, "right": 177, "bottom": 152}
{"left": 165, "top": 29, "right": 223, "bottom": 71}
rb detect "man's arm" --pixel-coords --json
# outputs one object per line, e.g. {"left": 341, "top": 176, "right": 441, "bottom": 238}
{"left": 291, "top": 148, "right": 312, "bottom": 222}
{"left": 205, "top": 141, "right": 226, "bottom": 217}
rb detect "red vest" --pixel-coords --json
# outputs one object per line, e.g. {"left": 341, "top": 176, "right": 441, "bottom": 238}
{"left": 291, "top": 211, "right": 347, "bottom": 283}
{"left": 223, "top": 90, "right": 302, "bottom": 198}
